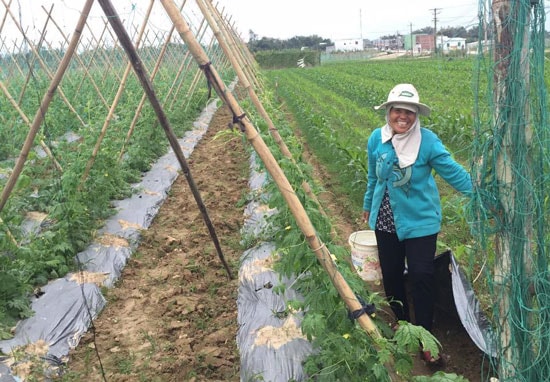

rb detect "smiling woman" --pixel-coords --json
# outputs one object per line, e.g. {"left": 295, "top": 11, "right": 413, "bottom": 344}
{"left": 362, "top": 84, "right": 472, "bottom": 366}
{"left": 387, "top": 107, "right": 417, "bottom": 134}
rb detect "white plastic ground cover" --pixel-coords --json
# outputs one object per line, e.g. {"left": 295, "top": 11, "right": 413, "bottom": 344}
{"left": 450, "top": 254, "right": 497, "bottom": 358}
{"left": 237, "top": 153, "right": 313, "bottom": 381}
{"left": 0, "top": 94, "right": 223, "bottom": 381}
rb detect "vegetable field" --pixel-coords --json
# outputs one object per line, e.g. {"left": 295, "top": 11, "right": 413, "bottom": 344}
{"left": 265, "top": 58, "right": 477, "bottom": 254}
{"left": 1, "top": 0, "right": 550, "bottom": 381}
{"left": 0, "top": 2, "right": 232, "bottom": 341}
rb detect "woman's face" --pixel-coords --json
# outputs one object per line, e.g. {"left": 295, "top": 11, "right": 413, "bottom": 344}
{"left": 388, "top": 107, "right": 416, "bottom": 134}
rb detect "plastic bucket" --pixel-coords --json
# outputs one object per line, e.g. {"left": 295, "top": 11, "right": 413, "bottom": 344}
{"left": 348, "top": 230, "right": 382, "bottom": 282}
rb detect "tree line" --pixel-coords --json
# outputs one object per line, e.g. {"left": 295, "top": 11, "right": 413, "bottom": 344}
{"left": 247, "top": 25, "right": 486, "bottom": 52}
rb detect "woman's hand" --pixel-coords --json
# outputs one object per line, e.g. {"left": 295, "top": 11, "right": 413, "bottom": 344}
{"left": 362, "top": 211, "right": 370, "bottom": 224}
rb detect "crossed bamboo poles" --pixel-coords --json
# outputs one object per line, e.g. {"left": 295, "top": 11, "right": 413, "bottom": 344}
{"left": 195, "top": 0, "right": 338, "bottom": 240}
{"left": 153, "top": 0, "right": 383, "bottom": 340}
{"left": 102, "top": 0, "right": 385, "bottom": 342}
{"left": 2, "top": 0, "right": 398, "bottom": 377}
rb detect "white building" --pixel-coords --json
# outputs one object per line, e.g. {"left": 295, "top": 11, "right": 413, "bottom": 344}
{"left": 437, "top": 36, "right": 467, "bottom": 53}
{"left": 334, "top": 38, "right": 363, "bottom": 52}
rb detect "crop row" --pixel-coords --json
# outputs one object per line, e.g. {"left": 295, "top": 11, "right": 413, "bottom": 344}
{"left": 0, "top": 64, "right": 233, "bottom": 338}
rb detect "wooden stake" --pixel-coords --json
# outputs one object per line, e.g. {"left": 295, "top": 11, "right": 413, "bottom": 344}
{"left": 96, "top": 0, "right": 233, "bottom": 280}
{"left": 80, "top": 0, "right": 155, "bottom": 186}
{"left": 492, "top": 0, "right": 534, "bottom": 378}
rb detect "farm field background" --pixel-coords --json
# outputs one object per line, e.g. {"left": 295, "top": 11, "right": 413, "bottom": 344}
{"left": 241, "top": 56, "right": 495, "bottom": 380}
{"left": 266, "top": 58, "right": 479, "bottom": 261}
{"left": 262, "top": 54, "right": 550, "bottom": 380}
{"left": 1, "top": 0, "right": 548, "bottom": 378}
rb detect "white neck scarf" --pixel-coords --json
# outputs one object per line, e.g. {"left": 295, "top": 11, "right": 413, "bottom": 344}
{"left": 381, "top": 115, "right": 421, "bottom": 168}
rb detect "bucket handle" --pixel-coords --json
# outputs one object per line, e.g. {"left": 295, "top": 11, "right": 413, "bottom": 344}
{"left": 350, "top": 231, "right": 360, "bottom": 248}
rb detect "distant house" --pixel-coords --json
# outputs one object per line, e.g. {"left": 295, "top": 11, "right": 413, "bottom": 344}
{"left": 437, "top": 36, "right": 467, "bottom": 53}
{"left": 373, "top": 36, "right": 402, "bottom": 51}
{"left": 416, "top": 34, "right": 435, "bottom": 52}
{"left": 334, "top": 38, "right": 363, "bottom": 52}
{"left": 466, "top": 40, "right": 493, "bottom": 54}
{"left": 404, "top": 34, "right": 466, "bottom": 54}
{"left": 403, "top": 34, "right": 435, "bottom": 54}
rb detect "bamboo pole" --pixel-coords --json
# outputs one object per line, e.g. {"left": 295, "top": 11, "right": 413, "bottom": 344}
{"left": 0, "top": 0, "right": 87, "bottom": 129}
{"left": 96, "top": 0, "right": 233, "bottom": 280}
{"left": 0, "top": 0, "right": 12, "bottom": 33}
{"left": 76, "top": 20, "right": 110, "bottom": 93}
{"left": 7, "top": 38, "right": 26, "bottom": 77}
{"left": 168, "top": 10, "right": 210, "bottom": 110}
{"left": 118, "top": 0, "right": 187, "bottom": 162}
{"left": 211, "top": 3, "right": 259, "bottom": 90}
{"left": 178, "top": 18, "right": 214, "bottom": 111}
{"left": 165, "top": 50, "right": 193, "bottom": 110}
{"left": 197, "top": 0, "right": 336, "bottom": 237}
{"left": 0, "top": 0, "right": 94, "bottom": 214}
{"left": 163, "top": 49, "right": 192, "bottom": 108}
{"left": 2, "top": 4, "right": 55, "bottom": 158}
{"left": 199, "top": 0, "right": 287, "bottom": 157}
{"left": 159, "top": 0, "right": 382, "bottom": 340}
{"left": 79, "top": 0, "right": 155, "bottom": 186}
{"left": 17, "top": 3, "right": 52, "bottom": 105}
{"left": 43, "top": 4, "right": 110, "bottom": 110}
{"left": 225, "top": 18, "right": 262, "bottom": 88}
{"left": 84, "top": 19, "right": 123, "bottom": 85}
{"left": 0, "top": 80, "right": 62, "bottom": 172}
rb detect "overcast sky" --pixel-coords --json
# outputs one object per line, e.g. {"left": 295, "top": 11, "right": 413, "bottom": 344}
{"left": 5, "top": 1, "right": 550, "bottom": 45}
{"left": 214, "top": 0, "right": 483, "bottom": 41}
{"left": 217, "top": 1, "right": 550, "bottom": 42}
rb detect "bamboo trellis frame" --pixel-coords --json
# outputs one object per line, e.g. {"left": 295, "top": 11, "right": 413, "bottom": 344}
{"left": 117, "top": 0, "right": 187, "bottom": 161}
{"left": 0, "top": 0, "right": 383, "bottom": 327}
{"left": 1, "top": 0, "right": 88, "bottom": 130}
{"left": 16, "top": 4, "right": 53, "bottom": 105}
{"left": 0, "top": 0, "right": 404, "bottom": 378}
{"left": 196, "top": 0, "right": 336, "bottom": 230}
{"left": 0, "top": 0, "right": 232, "bottom": 255}
{"left": 162, "top": 0, "right": 387, "bottom": 349}
{"left": 79, "top": 0, "right": 156, "bottom": 185}
{"left": 0, "top": 0, "right": 95, "bottom": 213}
{"left": 44, "top": 4, "right": 110, "bottom": 110}
{"left": 95, "top": 0, "right": 232, "bottom": 279}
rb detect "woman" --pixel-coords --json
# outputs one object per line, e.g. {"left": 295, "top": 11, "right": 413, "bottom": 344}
{"left": 362, "top": 83, "right": 472, "bottom": 364}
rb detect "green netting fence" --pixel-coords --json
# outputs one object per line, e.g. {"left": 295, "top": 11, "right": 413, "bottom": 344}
{"left": 469, "top": 0, "right": 550, "bottom": 380}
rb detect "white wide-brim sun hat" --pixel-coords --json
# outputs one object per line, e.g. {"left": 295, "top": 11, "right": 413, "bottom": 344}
{"left": 374, "top": 83, "right": 431, "bottom": 116}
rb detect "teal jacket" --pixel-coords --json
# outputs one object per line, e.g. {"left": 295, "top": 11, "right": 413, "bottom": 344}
{"left": 363, "top": 127, "right": 472, "bottom": 241}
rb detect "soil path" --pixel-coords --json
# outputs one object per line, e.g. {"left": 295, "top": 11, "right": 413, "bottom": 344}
{"left": 65, "top": 100, "right": 489, "bottom": 381}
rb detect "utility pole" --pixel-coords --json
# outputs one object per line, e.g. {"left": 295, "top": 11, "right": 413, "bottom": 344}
{"left": 430, "top": 8, "right": 441, "bottom": 55}
{"left": 410, "top": 22, "right": 413, "bottom": 56}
